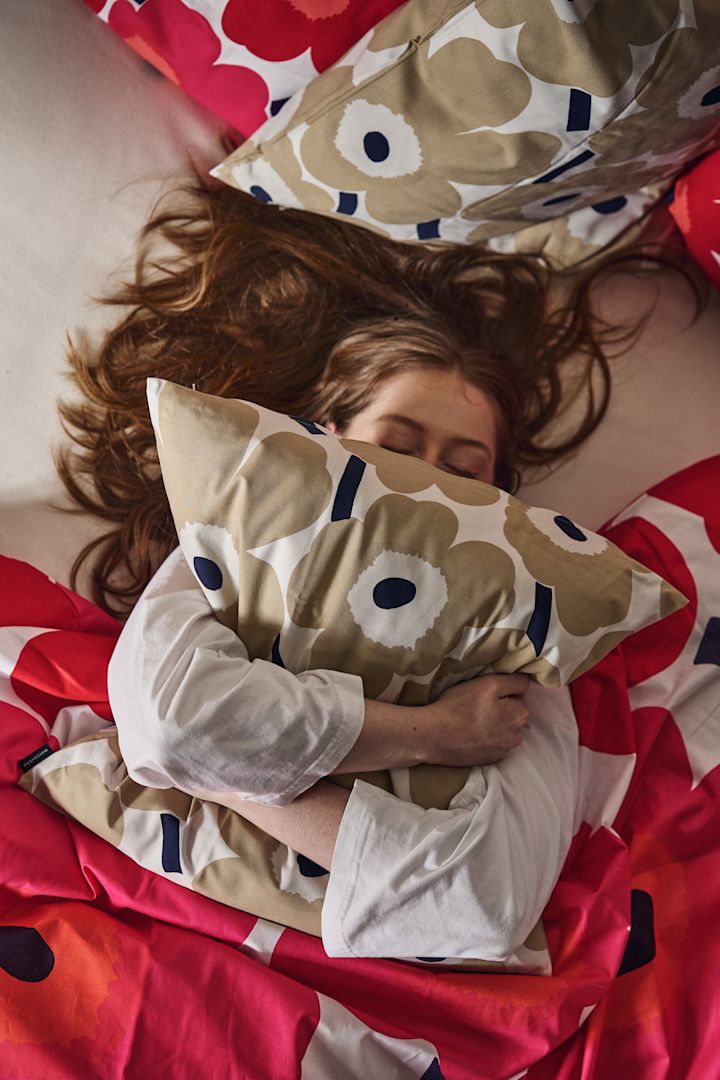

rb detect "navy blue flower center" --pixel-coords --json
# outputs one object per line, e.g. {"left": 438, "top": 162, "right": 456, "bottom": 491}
{"left": 364, "top": 131, "right": 390, "bottom": 162}
{"left": 373, "top": 577, "right": 417, "bottom": 609}
{"left": 249, "top": 185, "right": 272, "bottom": 203}
{"left": 0, "top": 926, "right": 55, "bottom": 982}
{"left": 553, "top": 515, "right": 587, "bottom": 542}
{"left": 297, "top": 854, "right": 329, "bottom": 877}
{"left": 194, "top": 556, "right": 223, "bottom": 590}
{"left": 592, "top": 195, "right": 628, "bottom": 215}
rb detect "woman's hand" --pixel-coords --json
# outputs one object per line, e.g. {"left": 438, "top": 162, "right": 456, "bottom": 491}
{"left": 332, "top": 673, "right": 530, "bottom": 775}
{"left": 422, "top": 674, "right": 530, "bottom": 767}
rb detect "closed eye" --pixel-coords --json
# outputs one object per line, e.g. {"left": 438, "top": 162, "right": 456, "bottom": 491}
{"left": 446, "top": 465, "right": 479, "bottom": 479}
{"left": 380, "top": 445, "right": 416, "bottom": 457}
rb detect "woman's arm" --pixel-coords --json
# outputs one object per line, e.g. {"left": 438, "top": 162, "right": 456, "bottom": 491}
{"left": 109, "top": 548, "right": 529, "bottom": 805}
{"left": 109, "top": 547, "right": 363, "bottom": 806}
{"left": 333, "top": 674, "right": 530, "bottom": 774}
{"left": 191, "top": 683, "right": 579, "bottom": 961}
{"left": 188, "top": 671, "right": 534, "bottom": 869}
{"left": 188, "top": 778, "right": 349, "bottom": 871}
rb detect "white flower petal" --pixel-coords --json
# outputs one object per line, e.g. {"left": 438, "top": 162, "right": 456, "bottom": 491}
{"left": 179, "top": 522, "right": 240, "bottom": 615}
{"left": 334, "top": 100, "right": 422, "bottom": 179}
{"left": 525, "top": 507, "right": 608, "bottom": 556}
{"left": 347, "top": 550, "right": 448, "bottom": 649}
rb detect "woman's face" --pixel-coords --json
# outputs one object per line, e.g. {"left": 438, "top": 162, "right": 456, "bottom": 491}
{"left": 333, "top": 368, "right": 499, "bottom": 484}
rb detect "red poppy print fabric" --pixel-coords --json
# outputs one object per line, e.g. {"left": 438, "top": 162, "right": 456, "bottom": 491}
{"left": 84, "top": 0, "right": 406, "bottom": 139}
{"left": 670, "top": 146, "right": 720, "bottom": 291}
{"left": 2, "top": 456, "right": 719, "bottom": 1078}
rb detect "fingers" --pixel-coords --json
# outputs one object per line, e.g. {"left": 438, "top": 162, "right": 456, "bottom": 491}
{"left": 499, "top": 694, "right": 530, "bottom": 730}
{"left": 438, "top": 672, "right": 531, "bottom": 705}
{"left": 494, "top": 673, "right": 531, "bottom": 698}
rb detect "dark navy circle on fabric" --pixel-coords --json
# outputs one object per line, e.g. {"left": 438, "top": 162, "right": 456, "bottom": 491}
{"left": 420, "top": 1059, "right": 446, "bottom": 1080}
{"left": 0, "top": 926, "right": 55, "bottom": 982}
{"left": 270, "top": 97, "right": 290, "bottom": 117}
{"left": 417, "top": 218, "right": 440, "bottom": 240}
{"left": 249, "top": 185, "right": 272, "bottom": 203}
{"left": 701, "top": 85, "right": 720, "bottom": 107}
{"left": 337, "top": 191, "right": 359, "bottom": 215}
{"left": 553, "top": 515, "right": 587, "bottom": 542}
{"left": 617, "top": 889, "right": 656, "bottom": 975}
{"left": 297, "top": 853, "right": 329, "bottom": 877}
{"left": 373, "top": 577, "right": 417, "bottom": 609}
{"left": 364, "top": 130, "right": 390, "bottom": 162}
{"left": 694, "top": 616, "right": 720, "bottom": 665}
{"left": 591, "top": 195, "right": 628, "bottom": 215}
{"left": 193, "top": 556, "right": 223, "bottom": 590}
{"left": 542, "top": 192, "right": 580, "bottom": 207}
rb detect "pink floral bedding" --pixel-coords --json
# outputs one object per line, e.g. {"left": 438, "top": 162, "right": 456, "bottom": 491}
{"left": 84, "top": 0, "right": 406, "bottom": 138}
{"left": 2, "top": 457, "right": 719, "bottom": 1078}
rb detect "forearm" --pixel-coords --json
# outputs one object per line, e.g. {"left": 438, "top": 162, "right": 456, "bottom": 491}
{"left": 331, "top": 698, "right": 429, "bottom": 774}
{"left": 189, "top": 779, "right": 350, "bottom": 870}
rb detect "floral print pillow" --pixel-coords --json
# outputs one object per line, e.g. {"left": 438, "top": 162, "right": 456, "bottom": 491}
{"left": 670, "top": 146, "right": 720, "bottom": 290}
{"left": 83, "top": 0, "right": 405, "bottom": 139}
{"left": 148, "top": 377, "right": 686, "bottom": 696}
{"left": 211, "top": 0, "right": 720, "bottom": 267}
{"left": 18, "top": 377, "right": 685, "bottom": 974}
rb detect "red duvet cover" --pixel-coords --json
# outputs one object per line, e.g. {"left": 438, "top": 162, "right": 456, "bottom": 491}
{"left": 2, "top": 458, "right": 719, "bottom": 1079}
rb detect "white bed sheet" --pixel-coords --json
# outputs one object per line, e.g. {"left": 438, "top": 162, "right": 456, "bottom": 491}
{"left": 1, "top": 0, "right": 222, "bottom": 594}
{"left": 1, "top": 0, "right": 719, "bottom": 600}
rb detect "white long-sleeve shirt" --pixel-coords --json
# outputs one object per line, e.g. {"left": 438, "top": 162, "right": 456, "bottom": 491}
{"left": 108, "top": 547, "right": 578, "bottom": 961}
{"left": 108, "top": 547, "right": 365, "bottom": 805}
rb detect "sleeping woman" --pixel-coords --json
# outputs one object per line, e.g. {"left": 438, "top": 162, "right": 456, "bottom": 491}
{"left": 55, "top": 182, "right": 701, "bottom": 961}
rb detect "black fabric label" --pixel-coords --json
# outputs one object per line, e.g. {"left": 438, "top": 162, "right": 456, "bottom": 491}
{"left": 18, "top": 744, "right": 54, "bottom": 773}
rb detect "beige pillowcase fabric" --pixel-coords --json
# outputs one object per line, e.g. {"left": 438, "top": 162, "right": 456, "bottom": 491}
{"left": 19, "top": 729, "right": 550, "bottom": 972}
{"left": 20, "top": 378, "right": 685, "bottom": 973}
{"left": 211, "top": 0, "right": 720, "bottom": 267}
{"left": 148, "top": 378, "right": 685, "bottom": 700}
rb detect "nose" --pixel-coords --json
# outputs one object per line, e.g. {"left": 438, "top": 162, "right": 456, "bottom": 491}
{"left": 416, "top": 447, "right": 442, "bottom": 471}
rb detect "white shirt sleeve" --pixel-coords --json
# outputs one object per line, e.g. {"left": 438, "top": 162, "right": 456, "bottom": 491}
{"left": 107, "top": 547, "right": 365, "bottom": 806}
{"left": 322, "top": 682, "right": 579, "bottom": 961}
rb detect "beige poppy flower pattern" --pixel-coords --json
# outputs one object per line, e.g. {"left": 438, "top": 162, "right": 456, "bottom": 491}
{"left": 212, "top": 0, "right": 720, "bottom": 266}
{"left": 18, "top": 379, "right": 686, "bottom": 975}
{"left": 503, "top": 501, "right": 635, "bottom": 637}
{"left": 151, "top": 377, "right": 686, "bottom": 693}
{"left": 480, "top": 0, "right": 680, "bottom": 97}
{"left": 287, "top": 493, "right": 517, "bottom": 698}
{"left": 152, "top": 379, "right": 333, "bottom": 658}
{"left": 21, "top": 726, "right": 549, "bottom": 972}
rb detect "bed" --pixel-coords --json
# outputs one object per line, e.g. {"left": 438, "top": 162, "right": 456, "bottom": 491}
{"left": 2, "top": 2, "right": 720, "bottom": 1077}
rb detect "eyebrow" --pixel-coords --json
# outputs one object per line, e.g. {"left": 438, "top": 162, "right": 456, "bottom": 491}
{"left": 376, "top": 414, "right": 493, "bottom": 456}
